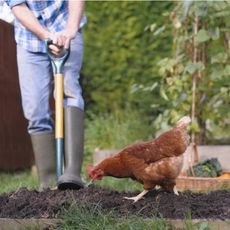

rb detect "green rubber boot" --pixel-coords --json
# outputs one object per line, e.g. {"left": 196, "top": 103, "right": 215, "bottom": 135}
{"left": 57, "top": 106, "right": 84, "bottom": 190}
{"left": 30, "top": 132, "right": 56, "bottom": 191}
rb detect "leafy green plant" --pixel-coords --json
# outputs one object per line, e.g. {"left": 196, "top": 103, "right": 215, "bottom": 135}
{"left": 148, "top": 1, "right": 230, "bottom": 144}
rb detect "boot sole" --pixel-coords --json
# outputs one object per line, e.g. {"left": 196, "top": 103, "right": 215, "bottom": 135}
{"left": 57, "top": 180, "right": 84, "bottom": 190}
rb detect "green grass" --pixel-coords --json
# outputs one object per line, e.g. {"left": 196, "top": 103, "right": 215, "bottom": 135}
{"left": 93, "top": 177, "right": 142, "bottom": 192}
{"left": 0, "top": 168, "right": 142, "bottom": 195}
{"left": 57, "top": 204, "right": 171, "bottom": 230}
{"left": 56, "top": 204, "right": 211, "bottom": 230}
{"left": 0, "top": 170, "right": 38, "bottom": 194}
{"left": 85, "top": 109, "right": 152, "bottom": 152}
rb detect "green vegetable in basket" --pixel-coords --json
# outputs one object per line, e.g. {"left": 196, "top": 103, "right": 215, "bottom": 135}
{"left": 188, "top": 158, "right": 222, "bottom": 177}
{"left": 208, "top": 158, "right": 222, "bottom": 176}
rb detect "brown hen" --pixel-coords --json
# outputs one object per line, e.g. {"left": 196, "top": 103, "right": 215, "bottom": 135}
{"left": 88, "top": 116, "right": 191, "bottom": 202}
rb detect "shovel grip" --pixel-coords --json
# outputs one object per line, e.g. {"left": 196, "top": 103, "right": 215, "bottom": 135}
{"left": 45, "top": 39, "right": 70, "bottom": 74}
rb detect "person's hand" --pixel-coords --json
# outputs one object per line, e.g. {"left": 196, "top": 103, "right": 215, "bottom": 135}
{"left": 53, "top": 28, "right": 77, "bottom": 49}
{"left": 46, "top": 29, "right": 76, "bottom": 57}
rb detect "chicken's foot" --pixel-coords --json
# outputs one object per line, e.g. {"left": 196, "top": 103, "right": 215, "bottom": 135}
{"left": 124, "top": 190, "right": 149, "bottom": 203}
{"left": 173, "top": 186, "right": 179, "bottom": 195}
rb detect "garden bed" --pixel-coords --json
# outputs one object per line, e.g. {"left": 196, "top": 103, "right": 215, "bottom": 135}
{"left": 0, "top": 185, "right": 230, "bottom": 220}
{"left": 0, "top": 185, "right": 230, "bottom": 229}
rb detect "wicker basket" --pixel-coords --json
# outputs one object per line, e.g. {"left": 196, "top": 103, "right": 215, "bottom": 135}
{"left": 176, "top": 174, "right": 230, "bottom": 191}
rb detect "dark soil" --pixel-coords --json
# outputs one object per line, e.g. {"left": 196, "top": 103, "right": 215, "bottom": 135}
{"left": 0, "top": 185, "right": 230, "bottom": 220}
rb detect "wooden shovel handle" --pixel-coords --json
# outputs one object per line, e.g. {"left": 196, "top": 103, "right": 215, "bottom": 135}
{"left": 55, "top": 73, "right": 64, "bottom": 139}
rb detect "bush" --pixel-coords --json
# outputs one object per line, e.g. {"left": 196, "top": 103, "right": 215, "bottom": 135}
{"left": 82, "top": 1, "right": 173, "bottom": 116}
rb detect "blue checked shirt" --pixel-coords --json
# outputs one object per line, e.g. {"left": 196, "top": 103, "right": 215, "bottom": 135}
{"left": 5, "top": 0, "right": 86, "bottom": 53}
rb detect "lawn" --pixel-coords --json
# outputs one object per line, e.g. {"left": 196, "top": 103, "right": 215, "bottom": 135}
{"left": 0, "top": 170, "right": 38, "bottom": 194}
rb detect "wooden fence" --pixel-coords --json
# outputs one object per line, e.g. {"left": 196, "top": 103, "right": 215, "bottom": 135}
{"left": 0, "top": 19, "right": 34, "bottom": 171}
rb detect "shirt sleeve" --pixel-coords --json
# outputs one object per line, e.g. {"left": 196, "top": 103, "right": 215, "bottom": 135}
{"left": 5, "top": 0, "right": 26, "bottom": 9}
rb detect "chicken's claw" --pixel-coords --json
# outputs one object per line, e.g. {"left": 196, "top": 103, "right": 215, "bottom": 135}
{"left": 124, "top": 196, "right": 144, "bottom": 203}
{"left": 173, "top": 186, "right": 179, "bottom": 196}
{"left": 124, "top": 190, "right": 148, "bottom": 203}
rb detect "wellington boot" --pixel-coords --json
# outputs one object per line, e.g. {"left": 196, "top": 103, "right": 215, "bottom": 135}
{"left": 57, "top": 106, "right": 84, "bottom": 190}
{"left": 30, "top": 132, "right": 56, "bottom": 191}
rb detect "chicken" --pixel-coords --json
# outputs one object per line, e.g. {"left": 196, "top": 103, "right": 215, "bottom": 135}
{"left": 88, "top": 116, "right": 191, "bottom": 202}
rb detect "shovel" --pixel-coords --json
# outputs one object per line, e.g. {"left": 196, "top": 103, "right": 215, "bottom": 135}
{"left": 46, "top": 40, "right": 70, "bottom": 178}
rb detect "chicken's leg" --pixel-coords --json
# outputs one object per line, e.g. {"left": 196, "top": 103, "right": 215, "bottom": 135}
{"left": 124, "top": 190, "right": 148, "bottom": 203}
{"left": 173, "top": 186, "right": 179, "bottom": 195}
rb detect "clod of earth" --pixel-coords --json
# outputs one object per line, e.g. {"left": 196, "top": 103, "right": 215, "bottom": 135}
{"left": 0, "top": 185, "right": 230, "bottom": 220}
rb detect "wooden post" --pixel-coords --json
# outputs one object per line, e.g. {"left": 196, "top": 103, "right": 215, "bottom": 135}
{"left": 188, "top": 15, "right": 200, "bottom": 175}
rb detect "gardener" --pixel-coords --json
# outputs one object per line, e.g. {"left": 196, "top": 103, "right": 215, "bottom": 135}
{"left": 5, "top": 0, "right": 86, "bottom": 190}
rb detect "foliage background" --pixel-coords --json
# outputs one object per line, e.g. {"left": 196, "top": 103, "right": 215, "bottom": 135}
{"left": 158, "top": 1, "right": 230, "bottom": 144}
{"left": 82, "top": 1, "right": 172, "bottom": 115}
{"left": 81, "top": 1, "right": 230, "bottom": 152}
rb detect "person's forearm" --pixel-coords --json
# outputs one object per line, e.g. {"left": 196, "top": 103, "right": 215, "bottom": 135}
{"left": 11, "top": 3, "right": 49, "bottom": 40}
{"left": 66, "top": 0, "right": 84, "bottom": 33}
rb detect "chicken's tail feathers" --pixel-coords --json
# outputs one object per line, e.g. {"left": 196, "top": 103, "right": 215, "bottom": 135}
{"left": 176, "top": 116, "right": 191, "bottom": 128}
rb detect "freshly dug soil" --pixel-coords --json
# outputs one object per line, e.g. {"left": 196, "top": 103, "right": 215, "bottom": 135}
{"left": 0, "top": 185, "right": 230, "bottom": 220}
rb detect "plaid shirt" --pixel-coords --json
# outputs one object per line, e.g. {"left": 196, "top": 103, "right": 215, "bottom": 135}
{"left": 5, "top": 0, "right": 86, "bottom": 53}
